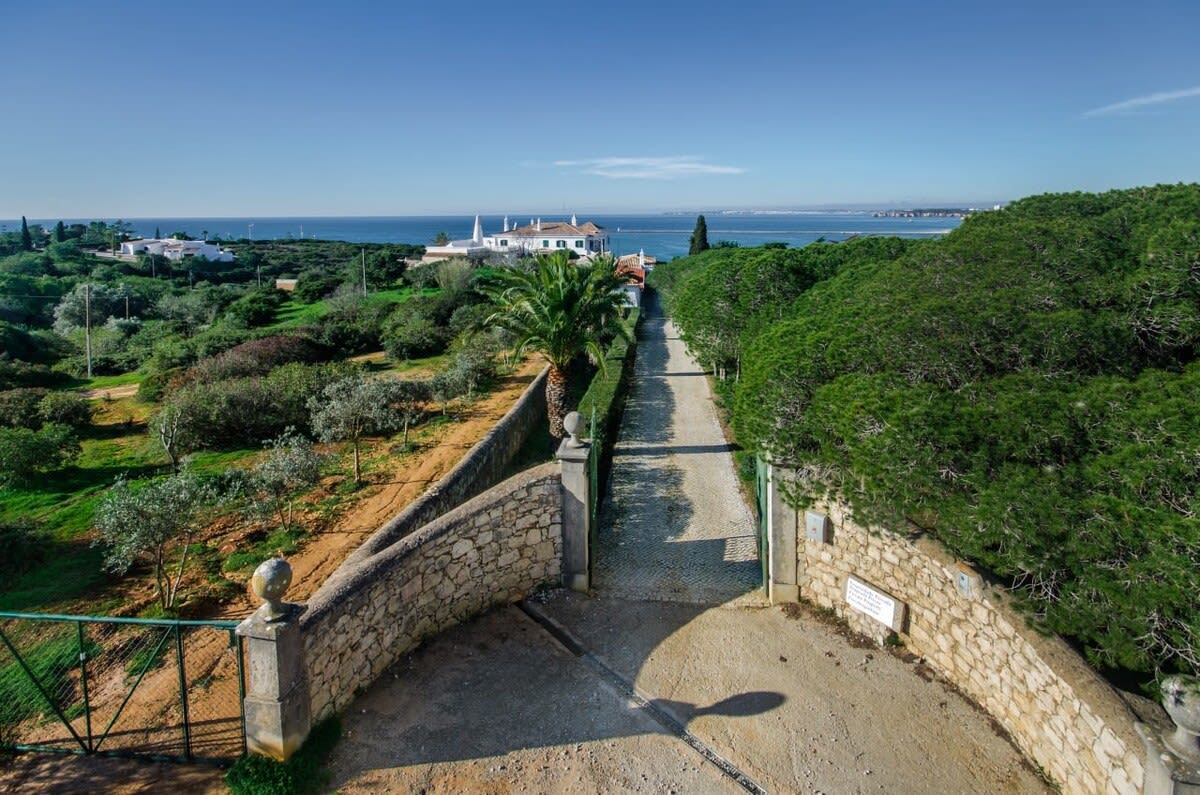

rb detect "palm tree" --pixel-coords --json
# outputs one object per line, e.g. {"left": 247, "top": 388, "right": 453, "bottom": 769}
{"left": 483, "top": 251, "right": 629, "bottom": 440}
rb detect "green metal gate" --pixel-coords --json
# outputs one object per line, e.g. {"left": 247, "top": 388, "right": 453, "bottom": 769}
{"left": 754, "top": 455, "right": 769, "bottom": 587}
{"left": 0, "top": 611, "right": 245, "bottom": 763}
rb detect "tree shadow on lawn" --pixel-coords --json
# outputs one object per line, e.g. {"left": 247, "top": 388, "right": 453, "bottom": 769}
{"left": 12, "top": 462, "right": 162, "bottom": 496}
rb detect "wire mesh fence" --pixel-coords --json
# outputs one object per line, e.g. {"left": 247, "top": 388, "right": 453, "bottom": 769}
{"left": 0, "top": 611, "right": 245, "bottom": 763}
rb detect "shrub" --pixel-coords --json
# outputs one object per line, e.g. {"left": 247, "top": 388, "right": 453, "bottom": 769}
{"left": 577, "top": 308, "right": 641, "bottom": 490}
{"left": 293, "top": 270, "right": 343, "bottom": 303}
{"left": 383, "top": 314, "right": 448, "bottom": 360}
{"left": 223, "top": 288, "right": 287, "bottom": 328}
{"left": 0, "top": 423, "right": 80, "bottom": 486}
{"left": 164, "top": 361, "right": 359, "bottom": 452}
{"left": 137, "top": 366, "right": 187, "bottom": 403}
{"left": 190, "top": 335, "right": 328, "bottom": 383}
{"left": 0, "top": 360, "right": 71, "bottom": 391}
{"left": 38, "top": 391, "right": 94, "bottom": 429}
{"left": 0, "top": 388, "right": 49, "bottom": 429}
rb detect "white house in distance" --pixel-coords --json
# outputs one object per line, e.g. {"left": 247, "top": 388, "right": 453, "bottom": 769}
{"left": 120, "top": 238, "right": 236, "bottom": 262}
{"left": 484, "top": 214, "right": 609, "bottom": 258}
{"left": 423, "top": 214, "right": 610, "bottom": 262}
{"left": 421, "top": 216, "right": 490, "bottom": 261}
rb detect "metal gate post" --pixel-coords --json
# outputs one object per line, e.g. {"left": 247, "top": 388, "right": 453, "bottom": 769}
{"left": 174, "top": 624, "right": 193, "bottom": 760}
{"left": 77, "top": 620, "right": 93, "bottom": 752}
{"left": 766, "top": 461, "right": 800, "bottom": 604}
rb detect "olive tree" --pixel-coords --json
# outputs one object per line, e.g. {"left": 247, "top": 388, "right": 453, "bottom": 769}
{"left": 94, "top": 469, "right": 214, "bottom": 611}
{"left": 308, "top": 376, "right": 402, "bottom": 484}
{"left": 250, "top": 427, "right": 325, "bottom": 532}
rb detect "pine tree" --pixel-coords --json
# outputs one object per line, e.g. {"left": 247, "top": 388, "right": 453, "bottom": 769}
{"left": 54, "top": 221, "right": 66, "bottom": 243}
{"left": 688, "top": 214, "right": 709, "bottom": 255}
{"left": 20, "top": 216, "right": 32, "bottom": 251}
{"left": 154, "top": 226, "right": 161, "bottom": 240}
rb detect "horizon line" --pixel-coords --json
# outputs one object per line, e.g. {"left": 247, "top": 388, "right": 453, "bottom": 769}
{"left": 2, "top": 204, "right": 1005, "bottom": 223}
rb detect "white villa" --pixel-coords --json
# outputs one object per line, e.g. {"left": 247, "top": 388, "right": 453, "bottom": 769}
{"left": 119, "top": 238, "right": 236, "bottom": 263}
{"left": 423, "top": 215, "right": 610, "bottom": 262}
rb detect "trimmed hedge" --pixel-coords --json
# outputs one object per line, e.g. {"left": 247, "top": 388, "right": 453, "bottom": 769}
{"left": 577, "top": 306, "right": 641, "bottom": 493}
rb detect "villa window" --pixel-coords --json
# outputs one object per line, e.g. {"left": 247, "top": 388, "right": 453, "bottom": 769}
{"left": 500, "top": 239, "right": 508, "bottom": 247}
{"left": 556, "top": 240, "right": 566, "bottom": 248}
{"left": 574, "top": 240, "right": 584, "bottom": 248}
{"left": 542, "top": 239, "right": 549, "bottom": 247}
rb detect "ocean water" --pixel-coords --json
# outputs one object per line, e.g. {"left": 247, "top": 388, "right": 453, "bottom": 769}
{"left": 9, "top": 213, "right": 961, "bottom": 260}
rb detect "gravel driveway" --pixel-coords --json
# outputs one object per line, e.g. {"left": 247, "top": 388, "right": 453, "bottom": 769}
{"left": 593, "top": 303, "right": 762, "bottom": 605}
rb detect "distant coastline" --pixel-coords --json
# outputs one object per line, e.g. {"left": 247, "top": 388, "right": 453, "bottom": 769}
{"left": 1, "top": 213, "right": 962, "bottom": 260}
{"left": 873, "top": 207, "right": 994, "bottom": 218}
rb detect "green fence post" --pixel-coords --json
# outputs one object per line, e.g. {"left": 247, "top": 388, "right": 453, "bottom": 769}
{"left": 175, "top": 624, "right": 192, "bottom": 760}
{"left": 77, "top": 620, "right": 93, "bottom": 753}
{"left": 234, "top": 629, "right": 248, "bottom": 756}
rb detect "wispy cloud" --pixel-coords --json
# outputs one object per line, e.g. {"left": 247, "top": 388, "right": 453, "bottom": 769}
{"left": 1083, "top": 85, "right": 1200, "bottom": 117}
{"left": 553, "top": 156, "right": 745, "bottom": 179}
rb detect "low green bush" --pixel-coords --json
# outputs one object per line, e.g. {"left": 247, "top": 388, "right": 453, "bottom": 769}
{"left": 0, "top": 388, "right": 48, "bottom": 429}
{"left": 577, "top": 307, "right": 641, "bottom": 490}
{"left": 37, "top": 391, "right": 94, "bottom": 429}
{"left": 225, "top": 716, "right": 341, "bottom": 795}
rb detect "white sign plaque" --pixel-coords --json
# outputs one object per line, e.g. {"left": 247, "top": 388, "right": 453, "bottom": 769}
{"left": 845, "top": 576, "right": 902, "bottom": 629}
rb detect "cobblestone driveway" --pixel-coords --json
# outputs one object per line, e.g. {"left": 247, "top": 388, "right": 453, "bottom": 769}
{"left": 593, "top": 301, "right": 763, "bottom": 605}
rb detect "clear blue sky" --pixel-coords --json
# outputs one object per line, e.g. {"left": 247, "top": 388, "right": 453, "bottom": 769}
{"left": 3, "top": 0, "right": 1198, "bottom": 217}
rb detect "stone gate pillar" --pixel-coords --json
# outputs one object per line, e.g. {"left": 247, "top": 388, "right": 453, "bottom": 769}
{"left": 767, "top": 463, "right": 800, "bottom": 604}
{"left": 237, "top": 558, "right": 311, "bottom": 761}
{"left": 1139, "top": 675, "right": 1200, "bottom": 794}
{"left": 557, "top": 411, "right": 591, "bottom": 593}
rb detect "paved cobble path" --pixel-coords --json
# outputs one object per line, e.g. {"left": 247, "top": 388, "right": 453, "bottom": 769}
{"left": 593, "top": 299, "right": 763, "bottom": 604}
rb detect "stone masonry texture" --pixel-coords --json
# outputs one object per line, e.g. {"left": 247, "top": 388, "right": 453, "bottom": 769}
{"left": 798, "top": 498, "right": 1146, "bottom": 794}
{"left": 300, "top": 463, "right": 562, "bottom": 722}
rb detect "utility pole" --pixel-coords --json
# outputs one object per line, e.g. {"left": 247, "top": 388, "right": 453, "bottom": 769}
{"left": 361, "top": 248, "right": 368, "bottom": 297}
{"left": 84, "top": 284, "right": 93, "bottom": 379}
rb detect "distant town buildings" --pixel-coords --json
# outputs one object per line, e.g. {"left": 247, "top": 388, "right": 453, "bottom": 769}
{"left": 119, "top": 238, "right": 236, "bottom": 262}
{"left": 872, "top": 206, "right": 1003, "bottom": 218}
{"left": 423, "top": 214, "right": 610, "bottom": 262}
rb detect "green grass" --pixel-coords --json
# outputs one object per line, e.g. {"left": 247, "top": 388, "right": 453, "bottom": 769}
{"left": 267, "top": 287, "right": 438, "bottom": 332}
{"left": 268, "top": 298, "right": 328, "bottom": 330}
{"left": 225, "top": 716, "right": 341, "bottom": 795}
{"left": 267, "top": 287, "right": 435, "bottom": 333}
{"left": 222, "top": 527, "right": 306, "bottom": 574}
{"left": 0, "top": 633, "right": 100, "bottom": 726}
{"left": 0, "top": 419, "right": 259, "bottom": 612}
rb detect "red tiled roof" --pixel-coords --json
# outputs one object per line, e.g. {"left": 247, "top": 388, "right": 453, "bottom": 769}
{"left": 503, "top": 221, "right": 605, "bottom": 237}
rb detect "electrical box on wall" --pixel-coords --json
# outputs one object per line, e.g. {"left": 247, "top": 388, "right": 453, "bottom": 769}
{"left": 954, "top": 562, "right": 983, "bottom": 599}
{"left": 805, "top": 510, "right": 831, "bottom": 543}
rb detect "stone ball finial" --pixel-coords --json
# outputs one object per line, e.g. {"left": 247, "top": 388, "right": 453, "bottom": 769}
{"left": 251, "top": 557, "right": 293, "bottom": 622}
{"left": 563, "top": 411, "right": 585, "bottom": 448}
{"left": 1162, "top": 675, "right": 1200, "bottom": 762}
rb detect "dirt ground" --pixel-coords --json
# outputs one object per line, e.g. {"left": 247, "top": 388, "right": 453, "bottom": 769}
{"left": 216, "top": 355, "right": 544, "bottom": 617}
{"left": 0, "top": 358, "right": 545, "bottom": 794}
{"left": 326, "top": 596, "right": 1050, "bottom": 795}
{"left": 82, "top": 384, "right": 141, "bottom": 401}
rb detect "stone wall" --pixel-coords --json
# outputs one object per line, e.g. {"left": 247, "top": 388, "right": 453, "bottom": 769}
{"left": 338, "top": 366, "right": 549, "bottom": 569}
{"left": 299, "top": 463, "right": 562, "bottom": 722}
{"left": 789, "top": 495, "right": 1146, "bottom": 794}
